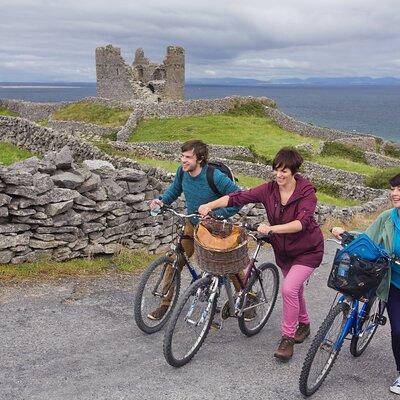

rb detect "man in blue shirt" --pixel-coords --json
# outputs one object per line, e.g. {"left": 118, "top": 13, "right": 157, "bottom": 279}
{"left": 148, "top": 139, "right": 241, "bottom": 320}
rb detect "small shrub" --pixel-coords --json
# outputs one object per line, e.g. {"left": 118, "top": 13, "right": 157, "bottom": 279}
{"left": 224, "top": 101, "right": 267, "bottom": 117}
{"left": 0, "top": 107, "right": 19, "bottom": 117}
{"left": 248, "top": 144, "right": 273, "bottom": 165}
{"left": 384, "top": 144, "right": 400, "bottom": 159}
{"left": 313, "top": 180, "right": 341, "bottom": 197}
{"left": 321, "top": 141, "right": 367, "bottom": 164}
{"left": 366, "top": 168, "right": 400, "bottom": 189}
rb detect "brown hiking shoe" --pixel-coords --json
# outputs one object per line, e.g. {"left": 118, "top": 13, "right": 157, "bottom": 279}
{"left": 147, "top": 305, "right": 169, "bottom": 321}
{"left": 294, "top": 323, "right": 310, "bottom": 344}
{"left": 274, "top": 336, "right": 295, "bottom": 360}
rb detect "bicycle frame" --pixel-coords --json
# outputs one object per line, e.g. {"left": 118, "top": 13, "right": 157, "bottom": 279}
{"left": 201, "top": 234, "right": 271, "bottom": 322}
{"left": 332, "top": 295, "right": 382, "bottom": 351}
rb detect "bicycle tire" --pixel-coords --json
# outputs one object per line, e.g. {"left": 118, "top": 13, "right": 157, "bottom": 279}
{"left": 350, "top": 297, "right": 380, "bottom": 357}
{"left": 299, "top": 302, "right": 350, "bottom": 396}
{"left": 163, "top": 275, "right": 215, "bottom": 367}
{"left": 134, "top": 256, "right": 181, "bottom": 334}
{"left": 238, "top": 262, "right": 279, "bottom": 336}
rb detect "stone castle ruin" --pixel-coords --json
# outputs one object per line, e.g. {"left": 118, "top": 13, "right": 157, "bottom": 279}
{"left": 95, "top": 45, "right": 185, "bottom": 103}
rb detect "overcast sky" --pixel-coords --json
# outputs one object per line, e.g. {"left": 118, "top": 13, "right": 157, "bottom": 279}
{"left": 1, "top": 0, "right": 400, "bottom": 82}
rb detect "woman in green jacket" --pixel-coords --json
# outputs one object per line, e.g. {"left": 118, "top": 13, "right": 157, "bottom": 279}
{"left": 332, "top": 172, "right": 400, "bottom": 395}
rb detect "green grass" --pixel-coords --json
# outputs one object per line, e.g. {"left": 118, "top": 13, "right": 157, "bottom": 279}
{"left": 321, "top": 141, "right": 367, "bottom": 164}
{"left": 316, "top": 192, "right": 361, "bottom": 207}
{"left": 53, "top": 102, "right": 132, "bottom": 128}
{"left": 312, "top": 155, "right": 379, "bottom": 176}
{"left": 0, "top": 142, "right": 35, "bottom": 165}
{"left": 129, "top": 115, "right": 322, "bottom": 160}
{"left": 35, "top": 119, "right": 48, "bottom": 126}
{"left": 129, "top": 115, "right": 381, "bottom": 176}
{"left": 366, "top": 168, "right": 400, "bottom": 189}
{"left": 0, "top": 106, "right": 19, "bottom": 117}
{"left": 0, "top": 248, "right": 157, "bottom": 282}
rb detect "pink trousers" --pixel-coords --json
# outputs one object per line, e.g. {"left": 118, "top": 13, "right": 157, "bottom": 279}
{"left": 280, "top": 264, "right": 315, "bottom": 338}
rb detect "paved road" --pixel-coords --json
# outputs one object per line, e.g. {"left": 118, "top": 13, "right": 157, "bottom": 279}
{"left": 0, "top": 241, "right": 395, "bottom": 400}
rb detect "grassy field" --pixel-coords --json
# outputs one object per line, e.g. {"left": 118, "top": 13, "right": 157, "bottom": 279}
{"left": 0, "top": 107, "right": 19, "bottom": 117}
{"left": 0, "top": 248, "right": 157, "bottom": 282}
{"left": 129, "top": 114, "right": 380, "bottom": 177}
{"left": 53, "top": 102, "right": 132, "bottom": 128}
{"left": 0, "top": 142, "right": 35, "bottom": 165}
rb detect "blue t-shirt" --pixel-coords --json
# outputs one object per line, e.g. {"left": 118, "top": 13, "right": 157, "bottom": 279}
{"left": 160, "top": 165, "right": 241, "bottom": 224}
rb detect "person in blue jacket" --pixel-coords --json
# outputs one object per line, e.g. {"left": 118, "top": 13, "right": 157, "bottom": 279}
{"left": 147, "top": 139, "right": 241, "bottom": 321}
{"left": 333, "top": 172, "right": 400, "bottom": 395}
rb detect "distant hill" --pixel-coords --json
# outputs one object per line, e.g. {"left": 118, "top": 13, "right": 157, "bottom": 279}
{"left": 187, "top": 76, "right": 400, "bottom": 86}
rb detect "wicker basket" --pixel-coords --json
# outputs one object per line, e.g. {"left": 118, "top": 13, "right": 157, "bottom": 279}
{"left": 194, "top": 220, "right": 249, "bottom": 275}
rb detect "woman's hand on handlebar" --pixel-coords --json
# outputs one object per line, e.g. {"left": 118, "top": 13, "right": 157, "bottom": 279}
{"left": 331, "top": 226, "right": 345, "bottom": 239}
{"left": 257, "top": 223, "right": 273, "bottom": 235}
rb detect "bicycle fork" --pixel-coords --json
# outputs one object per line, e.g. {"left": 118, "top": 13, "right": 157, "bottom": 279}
{"left": 185, "top": 277, "right": 219, "bottom": 326}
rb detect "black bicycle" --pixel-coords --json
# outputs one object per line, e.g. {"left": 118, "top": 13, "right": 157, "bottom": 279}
{"left": 134, "top": 206, "right": 201, "bottom": 334}
{"left": 163, "top": 224, "right": 280, "bottom": 367}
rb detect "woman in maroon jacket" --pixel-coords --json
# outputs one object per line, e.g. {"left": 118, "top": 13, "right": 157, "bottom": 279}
{"left": 199, "top": 147, "right": 324, "bottom": 361}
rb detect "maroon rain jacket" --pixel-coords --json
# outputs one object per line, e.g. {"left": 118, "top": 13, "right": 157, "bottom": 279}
{"left": 228, "top": 175, "right": 324, "bottom": 269}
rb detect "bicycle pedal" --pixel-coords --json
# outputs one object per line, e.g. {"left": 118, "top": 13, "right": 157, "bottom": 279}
{"left": 377, "top": 315, "right": 387, "bottom": 326}
{"left": 211, "top": 321, "right": 222, "bottom": 330}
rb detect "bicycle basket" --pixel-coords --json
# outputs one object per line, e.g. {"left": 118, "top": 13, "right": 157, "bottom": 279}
{"left": 327, "top": 250, "right": 389, "bottom": 300}
{"left": 194, "top": 219, "right": 249, "bottom": 275}
{"left": 338, "top": 233, "right": 387, "bottom": 261}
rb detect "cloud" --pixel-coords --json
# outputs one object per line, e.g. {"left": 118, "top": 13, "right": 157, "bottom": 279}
{"left": 1, "top": 0, "right": 400, "bottom": 80}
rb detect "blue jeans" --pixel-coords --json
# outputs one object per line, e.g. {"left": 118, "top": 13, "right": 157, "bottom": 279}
{"left": 387, "top": 284, "right": 400, "bottom": 372}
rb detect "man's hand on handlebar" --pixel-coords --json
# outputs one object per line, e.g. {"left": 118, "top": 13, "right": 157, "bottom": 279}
{"left": 198, "top": 203, "right": 212, "bottom": 218}
{"left": 149, "top": 198, "right": 163, "bottom": 210}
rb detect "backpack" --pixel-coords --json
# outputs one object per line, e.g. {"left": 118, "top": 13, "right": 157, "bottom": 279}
{"left": 178, "top": 161, "right": 235, "bottom": 197}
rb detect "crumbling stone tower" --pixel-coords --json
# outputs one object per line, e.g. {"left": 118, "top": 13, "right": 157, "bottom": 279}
{"left": 96, "top": 45, "right": 185, "bottom": 102}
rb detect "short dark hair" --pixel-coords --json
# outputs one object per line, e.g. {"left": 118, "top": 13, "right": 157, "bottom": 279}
{"left": 389, "top": 173, "right": 400, "bottom": 187}
{"left": 272, "top": 147, "right": 303, "bottom": 174}
{"left": 181, "top": 140, "right": 208, "bottom": 166}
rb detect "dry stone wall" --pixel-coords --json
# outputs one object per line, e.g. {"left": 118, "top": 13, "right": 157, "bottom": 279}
{"left": 0, "top": 144, "right": 183, "bottom": 264}
{"left": 0, "top": 99, "right": 67, "bottom": 121}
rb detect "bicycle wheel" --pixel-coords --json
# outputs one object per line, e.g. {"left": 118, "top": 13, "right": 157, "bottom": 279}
{"left": 134, "top": 256, "right": 181, "bottom": 334}
{"left": 163, "top": 275, "right": 216, "bottom": 367}
{"left": 299, "top": 302, "right": 350, "bottom": 396}
{"left": 350, "top": 297, "right": 380, "bottom": 357}
{"left": 238, "top": 262, "right": 279, "bottom": 336}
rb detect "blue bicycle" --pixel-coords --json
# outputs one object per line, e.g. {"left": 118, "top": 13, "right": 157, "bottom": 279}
{"left": 299, "top": 232, "right": 397, "bottom": 396}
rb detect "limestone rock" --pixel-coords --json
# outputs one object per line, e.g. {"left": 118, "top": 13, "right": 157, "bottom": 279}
{"left": 78, "top": 174, "right": 101, "bottom": 194}
{"left": 45, "top": 200, "right": 74, "bottom": 217}
{"left": 102, "top": 178, "right": 127, "bottom": 200}
{"left": 36, "top": 188, "right": 80, "bottom": 205}
{"left": 53, "top": 210, "right": 82, "bottom": 227}
{"left": 51, "top": 171, "right": 85, "bottom": 189}
{"left": 0, "top": 224, "right": 30, "bottom": 234}
{"left": 0, "top": 233, "right": 31, "bottom": 250}
{"left": 116, "top": 168, "right": 146, "bottom": 182}
{"left": 0, "top": 193, "right": 12, "bottom": 207}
